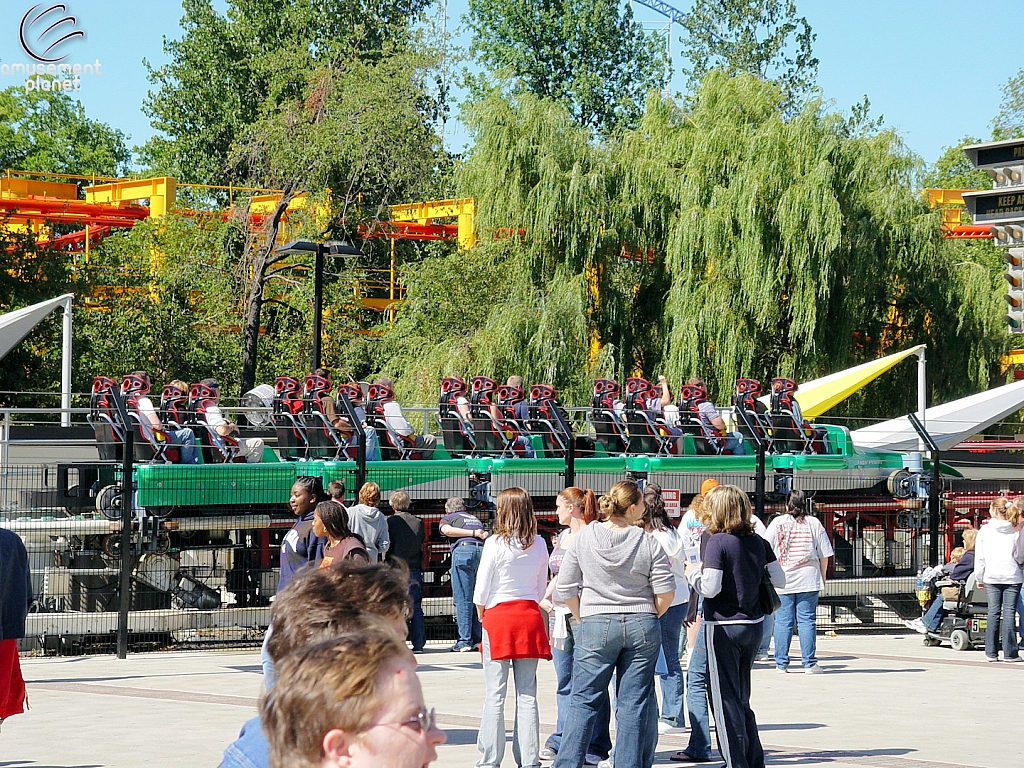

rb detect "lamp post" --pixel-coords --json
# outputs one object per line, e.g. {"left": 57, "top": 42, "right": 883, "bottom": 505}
{"left": 275, "top": 238, "right": 363, "bottom": 370}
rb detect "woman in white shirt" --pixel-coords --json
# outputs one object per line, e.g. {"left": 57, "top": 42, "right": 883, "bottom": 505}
{"left": 764, "top": 490, "right": 833, "bottom": 673}
{"left": 640, "top": 483, "right": 689, "bottom": 734}
{"left": 974, "top": 498, "right": 1023, "bottom": 661}
{"left": 473, "top": 487, "right": 551, "bottom": 768}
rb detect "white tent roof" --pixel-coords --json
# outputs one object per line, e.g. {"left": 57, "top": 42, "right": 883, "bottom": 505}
{"left": 0, "top": 294, "right": 74, "bottom": 361}
{"left": 852, "top": 379, "right": 1024, "bottom": 451}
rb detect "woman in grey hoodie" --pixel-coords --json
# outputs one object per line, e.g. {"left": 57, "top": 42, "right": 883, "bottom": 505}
{"left": 553, "top": 480, "right": 675, "bottom": 768}
{"left": 345, "top": 482, "right": 390, "bottom": 562}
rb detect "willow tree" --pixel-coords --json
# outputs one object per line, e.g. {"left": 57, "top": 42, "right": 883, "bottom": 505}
{"left": 379, "top": 73, "right": 1006, "bottom": 413}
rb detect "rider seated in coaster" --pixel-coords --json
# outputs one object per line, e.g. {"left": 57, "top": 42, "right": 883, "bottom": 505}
{"left": 493, "top": 380, "right": 535, "bottom": 457}
{"left": 334, "top": 381, "right": 381, "bottom": 461}
{"left": 504, "top": 375, "right": 531, "bottom": 424}
{"left": 200, "top": 378, "right": 266, "bottom": 463}
{"left": 128, "top": 371, "right": 199, "bottom": 464}
{"left": 687, "top": 377, "right": 745, "bottom": 455}
{"left": 375, "top": 376, "right": 436, "bottom": 458}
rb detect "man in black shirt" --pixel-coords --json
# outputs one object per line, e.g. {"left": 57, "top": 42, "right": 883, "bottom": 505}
{"left": 385, "top": 490, "right": 426, "bottom": 652}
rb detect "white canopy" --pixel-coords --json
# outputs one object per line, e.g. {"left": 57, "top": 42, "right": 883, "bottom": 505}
{"left": 0, "top": 294, "right": 74, "bottom": 426}
{"left": 852, "top": 379, "right": 1024, "bottom": 452}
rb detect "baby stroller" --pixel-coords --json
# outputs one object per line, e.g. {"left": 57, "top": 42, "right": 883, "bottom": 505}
{"left": 922, "top": 573, "right": 987, "bottom": 651}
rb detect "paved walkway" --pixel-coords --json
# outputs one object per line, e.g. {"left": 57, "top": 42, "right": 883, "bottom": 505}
{"left": 2, "top": 634, "right": 1019, "bottom": 767}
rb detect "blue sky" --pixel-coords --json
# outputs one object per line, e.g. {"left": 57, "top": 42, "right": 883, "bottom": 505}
{"left": 0, "top": 0, "right": 1019, "bottom": 170}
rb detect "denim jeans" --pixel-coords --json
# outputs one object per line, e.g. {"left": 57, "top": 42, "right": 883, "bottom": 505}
{"left": 408, "top": 568, "right": 426, "bottom": 650}
{"left": 477, "top": 630, "right": 540, "bottom": 768}
{"left": 773, "top": 591, "right": 819, "bottom": 669}
{"left": 758, "top": 613, "right": 774, "bottom": 656}
{"left": 922, "top": 595, "right": 947, "bottom": 633}
{"left": 167, "top": 427, "right": 199, "bottom": 464}
{"left": 450, "top": 544, "right": 482, "bottom": 646}
{"left": 724, "top": 432, "right": 746, "bottom": 455}
{"left": 658, "top": 603, "right": 687, "bottom": 726}
{"left": 684, "top": 617, "right": 713, "bottom": 760}
{"left": 552, "top": 614, "right": 661, "bottom": 768}
{"left": 984, "top": 582, "right": 1022, "bottom": 660}
{"left": 546, "top": 616, "right": 612, "bottom": 758}
{"left": 1017, "top": 587, "right": 1024, "bottom": 646}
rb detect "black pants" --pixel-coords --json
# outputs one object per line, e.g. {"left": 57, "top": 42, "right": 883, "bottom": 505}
{"left": 704, "top": 621, "right": 764, "bottom": 768}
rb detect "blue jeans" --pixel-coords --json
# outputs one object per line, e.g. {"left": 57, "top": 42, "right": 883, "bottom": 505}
{"left": 759, "top": 613, "right": 774, "bottom": 656}
{"left": 1017, "top": 587, "right": 1024, "bottom": 646}
{"left": 684, "top": 617, "right": 713, "bottom": 760}
{"left": 658, "top": 603, "right": 687, "bottom": 726}
{"left": 450, "top": 544, "right": 482, "bottom": 646}
{"left": 260, "top": 623, "right": 275, "bottom": 691}
{"left": 167, "top": 427, "right": 199, "bottom": 464}
{"left": 552, "top": 614, "right": 661, "bottom": 768}
{"left": 408, "top": 568, "right": 426, "bottom": 650}
{"left": 984, "top": 582, "right": 1022, "bottom": 660}
{"left": 773, "top": 591, "right": 819, "bottom": 669}
{"left": 725, "top": 432, "right": 746, "bottom": 455}
{"left": 922, "top": 595, "right": 947, "bottom": 633}
{"left": 547, "top": 616, "right": 612, "bottom": 758}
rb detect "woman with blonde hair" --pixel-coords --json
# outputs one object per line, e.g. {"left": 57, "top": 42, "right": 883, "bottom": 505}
{"left": 686, "top": 485, "right": 785, "bottom": 768}
{"left": 975, "top": 496, "right": 1023, "bottom": 661}
{"left": 474, "top": 487, "right": 551, "bottom": 768}
{"left": 538, "top": 487, "right": 611, "bottom": 764}
{"left": 554, "top": 480, "right": 674, "bottom": 768}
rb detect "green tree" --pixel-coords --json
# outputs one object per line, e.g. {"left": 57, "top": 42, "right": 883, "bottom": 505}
{"left": 464, "top": 0, "right": 667, "bottom": 135}
{"left": 378, "top": 74, "right": 1006, "bottom": 417}
{"left": 993, "top": 68, "right": 1024, "bottom": 140}
{"left": 680, "top": 0, "right": 817, "bottom": 110}
{"left": 0, "top": 86, "right": 130, "bottom": 176}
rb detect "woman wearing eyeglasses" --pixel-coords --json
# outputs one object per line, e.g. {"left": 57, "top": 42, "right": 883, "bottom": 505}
{"left": 261, "top": 628, "right": 446, "bottom": 768}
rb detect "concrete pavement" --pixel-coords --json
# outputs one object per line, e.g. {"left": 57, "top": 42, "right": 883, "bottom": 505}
{"left": 1, "top": 633, "right": 1020, "bottom": 767}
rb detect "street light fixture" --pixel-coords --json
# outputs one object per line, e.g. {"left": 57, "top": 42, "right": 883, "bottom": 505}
{"left": 275, "top": 238, "right": 363, "bottom": 370}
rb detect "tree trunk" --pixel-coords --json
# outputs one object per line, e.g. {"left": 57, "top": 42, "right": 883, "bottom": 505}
{"left": 239, "top": 187, "right": 297, "bottom": 395}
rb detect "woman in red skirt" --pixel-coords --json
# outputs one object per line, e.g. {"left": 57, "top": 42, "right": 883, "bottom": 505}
{"left": 473, "top": 487, "right": 551, "bottom": 768}
{"left": 0, "top": 528, "right": 31, "bottom": 724}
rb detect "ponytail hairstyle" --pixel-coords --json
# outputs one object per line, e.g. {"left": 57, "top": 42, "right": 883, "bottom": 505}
{"left": 557, "top": 486, "right": 598, "bottom": 524}
{"left": 990, "top": 497, "right": 1011, "bottom": 522}
{"left": 293, "top": 475, "right": 327, "bottom": 504}
{"left": 494, "top": 487, "right": 537, "bottom": 548}
{"left": 1007, "top": 498, "right": 1022, "bottom": 527}
{"left": 315, "top": 501, "right": 354, "bottom": 541}
{"left": 640, "top": 482, "right": 670, "bottom": 532}
{"left": 786, "top": 489, "right": 808, "bottom": 520}
{"left": 598, "top": 480, "right": 642, "bottom": 521}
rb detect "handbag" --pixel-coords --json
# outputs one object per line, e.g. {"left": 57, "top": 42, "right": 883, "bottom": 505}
{"left": 759, "top": 566, "right": 782, "bottom": 615}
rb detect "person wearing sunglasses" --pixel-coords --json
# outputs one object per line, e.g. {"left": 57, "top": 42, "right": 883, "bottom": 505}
{"left": 262, "top": 629, "right": 446, "bottom": 768}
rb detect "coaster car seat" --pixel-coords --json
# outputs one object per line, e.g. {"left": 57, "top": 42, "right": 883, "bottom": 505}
{"left": 590, "top": 378, "right": 626, "bottom": 454}
{"left": 469, "top": 376, "right": 502, "bottom": 455}
{"left": 188, "top": 381, "right": 240, "bottom": 463}
{"left": 528, "top": 384, "right": 575, "bottom": 457}
{"left": 302, "top": 373, "right": 347, "bottom": 459}
{"left": 160, "top": 384, "right": 188, "bottom": 429}
{"left": 494, "top": 383, "right": 531, "bottom": 458}
{"left": 88, "top": 375, "right": 125, "bottom": 461}
{"left": 272, "top": 376, "right": 308, "bottom": 460}
{"left": 622, "top": 377, "right": 674, "bottom": 455}
{"left": 733, "top": 378, "right": 773, "bottom": 452}
{"left": 677, "top": 384, "right": 722, "bottom": 455}
{"left": 437, "top": 377, "right": 475, "bottom": 456}
{"left": 336, "top": 382, "right": 378, "bottom": 460}
{"left": 121, "top": 373, "right": 178, "bottom": 463}
{"left": 769, "top": 378, "right": 829, "bottom": 454}
{"left": 366, "top": 382, "right": 421, "bottom": 460}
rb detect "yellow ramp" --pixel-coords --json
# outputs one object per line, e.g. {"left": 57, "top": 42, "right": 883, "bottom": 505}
{"left": 760, "top": 345, "right": 925, "bottom": 419}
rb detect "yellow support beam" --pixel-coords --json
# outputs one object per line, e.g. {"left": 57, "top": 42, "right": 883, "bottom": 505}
{"left": 1000, "top": 349, "right": 1024, "bottom": 368}
{"left": 1, "top": 177, "right": 79, "bottom": 200}
{"left": 390, "top": 198, "right": 476, "bottom": 250}
{"left": 85, "top": 177, "right": 177, "bottom": 217}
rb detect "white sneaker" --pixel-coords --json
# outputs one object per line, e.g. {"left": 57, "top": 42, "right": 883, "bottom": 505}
{"left": 776, "top": 666, "right": 788, "bottom": 673}
{"left": 597, "top": 761, "right": 613, "bottom": 768}
{"left": 657, "top": 720, "right": 685, "bottom": 734}
{"left": 539, "top": 747, "right": 556, "bottom": 762}
{"left": 804, "top": 664, "right": 824, "bottom": 674}
{"left": 903, "top": 619, "right": 928, "bottom": 635}
{"left": 755, "top": 651, "right": 770, "bottom": 662}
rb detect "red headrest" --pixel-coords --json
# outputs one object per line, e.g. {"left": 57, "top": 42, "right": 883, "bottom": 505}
{"left": 530, "top": 384, "right": 557, "bottom": 403}
{"left": 735, "top": 378, "right": 762, "bottom": 397}
{"left": 593, "top": 378, "right": 619, "bottom": 396}
{"left": 678, "top": 384, "right": 709, "bottom": 410}
{"left": 367, "top": 383, "right": 394, "bottom": 403}
{"left": 189, "top": 382, "right": 219, "bottom": 410}
{"left": 625, "top": 377, "right": 653, "bottom": 396}
{"left": 471, "top": 376, "right": 498, "bottom": 394}
{"left": 121, "top": 373, "right": 150, "bottom": 397}
{"left": 275, "top": 376, "right": 302, "bottom": 398}
{"left": 441, "top": 377, "right": 468, "bottom": 397}
{"left": 337, "top": 383, "right": 362, "bottom": 403}
{"left": 303, "top": 374, "right": 332, "bottom": 401}
{"left": 771, "top": 378, "right": 798, "bottom": 394}
{"left": 496, "top": 385, "right": 524, "bottom": 405}
{"left": 92, "top": 376, "right": 118, "bottom": 395}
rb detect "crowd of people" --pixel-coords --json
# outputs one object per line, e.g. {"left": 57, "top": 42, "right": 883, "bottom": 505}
{"left": 217, "top": 475, "right": 1024, "bottom": 768}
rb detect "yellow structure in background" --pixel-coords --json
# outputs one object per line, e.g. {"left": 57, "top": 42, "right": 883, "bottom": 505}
{"left": 390, "top": 198, "right": 476, "bottom": 250}
{"left": 921, "top": 188, "right": 971, "bottom": 227}
{"left": 85, "top": 177, "right": 177, "bottom": 217}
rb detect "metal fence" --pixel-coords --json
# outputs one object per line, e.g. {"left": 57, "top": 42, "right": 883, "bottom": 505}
{"left": 4, "top": 411, "right": 1016, "bottom": 657}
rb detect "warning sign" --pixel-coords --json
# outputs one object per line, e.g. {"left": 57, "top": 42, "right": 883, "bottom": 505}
{"left": 662, "top": 489, "right": 682, "bottom": 518}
